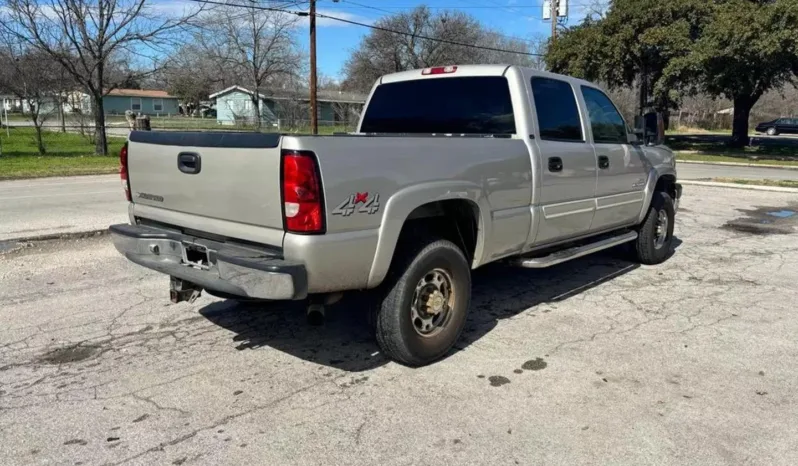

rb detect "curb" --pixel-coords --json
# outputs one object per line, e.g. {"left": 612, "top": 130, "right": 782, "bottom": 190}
{"left": 680, "top": 180, "right": 798, "bottom": 193}
{"left": 676, "top": 160, "right": 798, "bottom": 170}
{"left": 0, "top": 229, "right": 109, "bottom": 253}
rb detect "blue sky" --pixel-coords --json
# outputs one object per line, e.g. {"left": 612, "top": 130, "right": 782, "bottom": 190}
{"left": 294, "top": 0, "right": 596, "bottom": 79}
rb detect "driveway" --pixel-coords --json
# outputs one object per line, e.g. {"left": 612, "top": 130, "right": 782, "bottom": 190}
{"left": 1, "top": 185, "right": 797, "bottom": 465}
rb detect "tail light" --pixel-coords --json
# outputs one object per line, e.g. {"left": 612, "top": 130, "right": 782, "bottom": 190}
{"left": 120, "top": 142, "right": 131, "bottom": 201}
{"left": 282, "top": 150, "right": 324, "bottom": 233}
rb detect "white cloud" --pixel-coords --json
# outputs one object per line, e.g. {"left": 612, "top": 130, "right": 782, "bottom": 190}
{"left": 146, "top": 0, "right": 203, "bottom": 18}
{"left": 312, "top": 9, "right": 375, "bottom": 28}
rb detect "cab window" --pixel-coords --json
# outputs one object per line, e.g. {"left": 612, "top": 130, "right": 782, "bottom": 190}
{"left": 580, "top": 86, "right": 628, "bottom": 144}
{"left": 531, "top": 77, "right": 584, "bottom": 142}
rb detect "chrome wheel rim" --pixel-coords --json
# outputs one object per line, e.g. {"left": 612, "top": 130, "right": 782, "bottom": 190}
{"left": 411, "top": 268, "right": 454, "bottom": 337}
{"left": 654, "top": 210, "right": 669, "bottom": 250}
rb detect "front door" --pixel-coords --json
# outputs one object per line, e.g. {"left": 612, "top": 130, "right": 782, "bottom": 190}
{"left": 529, "top": 76, "right": 597, "bottom": 245}
{"left": 580, "top": 86, "right": 648, "bottom": 231}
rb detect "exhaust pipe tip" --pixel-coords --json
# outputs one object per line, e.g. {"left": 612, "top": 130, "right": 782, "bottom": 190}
{"left": 307, "top": 303, "right": 325, "bottom": 326}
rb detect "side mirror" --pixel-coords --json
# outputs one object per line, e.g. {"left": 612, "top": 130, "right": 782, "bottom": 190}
{"left": 634, "top": 112, "right": 665, "bottom": 146}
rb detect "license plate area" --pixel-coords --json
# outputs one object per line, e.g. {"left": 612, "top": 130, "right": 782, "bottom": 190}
{"left": 182, "top": 242, "right": 211, "bottom": 270}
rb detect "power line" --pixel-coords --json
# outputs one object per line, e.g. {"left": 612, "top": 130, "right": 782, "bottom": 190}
{"left": 329, "top": 0, "right": 539, "bottom": 44}
{"left": 187, "top": 0, "right": 544, "bottom": 56}
{"left": 323, "top": 1, "right": 591, "bottom": 9}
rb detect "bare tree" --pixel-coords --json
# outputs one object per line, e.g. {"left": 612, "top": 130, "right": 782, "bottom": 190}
{"left": 0, "top": 38, "right": 65, "bottom": 154}
{"left": 342, "top": 6, "right": 535, "bottom": 92}
{"left": 197, "top": 3, "right": 304, "bottom": 129}
{"left": 162, "top": 44, "right": 221, "bottom": 117}
{"left": 1, "top": 0, "right": 203, "bottom": 155}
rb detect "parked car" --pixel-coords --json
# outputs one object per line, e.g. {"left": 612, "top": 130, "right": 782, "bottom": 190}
{"left": 110, "top": 65, "right": 681, "bottom": 367}
{"left": 755, "top": 117, "right": 798, "bottom": 136}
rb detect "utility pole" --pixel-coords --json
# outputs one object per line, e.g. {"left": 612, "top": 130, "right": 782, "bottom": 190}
{"left": 550, "top": 0, "right": 558, "bottom": 42}
{"left": 309, "top": 0, "right": 318, "bottom": 135}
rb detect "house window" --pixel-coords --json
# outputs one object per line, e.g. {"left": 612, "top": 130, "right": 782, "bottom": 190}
{"left": 131, "top": 97, "right": 141, "bottom": 111}
{"left": 152, "top": 98, "right": 163, "bottom": 112}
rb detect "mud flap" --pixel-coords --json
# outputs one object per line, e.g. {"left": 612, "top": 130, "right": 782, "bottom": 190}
{"left": 169, "top": 276, "right": 203, "bottom": 304}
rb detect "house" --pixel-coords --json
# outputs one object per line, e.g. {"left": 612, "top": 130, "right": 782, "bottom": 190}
{"left": 101, "top": 89, "right": 180, "bottom": 116}
{"left": 1, "top": 94, "right": 59, "bottom": 115}
{"left": 209, "top": 85, "right": 366, "bottom": 127}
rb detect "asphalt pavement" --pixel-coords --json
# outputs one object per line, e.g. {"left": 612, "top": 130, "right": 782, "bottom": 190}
{"left": 1, "top": 185, "right": 798, "bottom": 465}
{"left": 677, "top": 162, "right": 798, "bottom": 181}
{"left": 0, "top": 175, "right": 126, "bottom": 241}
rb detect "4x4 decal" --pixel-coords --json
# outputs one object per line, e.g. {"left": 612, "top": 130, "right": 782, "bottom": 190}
{"left": 332, "top": 192, "right": 380, "bottom": 216}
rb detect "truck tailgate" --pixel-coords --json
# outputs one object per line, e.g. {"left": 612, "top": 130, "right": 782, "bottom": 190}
{"left": 127, "top": 131, "right": 284, "bottom": 230}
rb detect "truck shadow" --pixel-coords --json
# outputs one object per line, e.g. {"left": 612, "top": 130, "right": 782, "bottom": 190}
{"left": 199, "top": 240, "right": 680, "bottom": 372}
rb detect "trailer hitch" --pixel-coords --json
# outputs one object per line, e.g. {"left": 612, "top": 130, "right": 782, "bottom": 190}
{"left": 169, "top": 276, "right": 202, "bottom": 304}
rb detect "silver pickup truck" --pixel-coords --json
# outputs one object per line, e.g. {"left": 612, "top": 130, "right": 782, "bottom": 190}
{"left": 111, "top": 65, "right": 681, "bottom": 366}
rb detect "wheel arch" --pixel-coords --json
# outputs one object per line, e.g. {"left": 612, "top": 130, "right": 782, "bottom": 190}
{"left": 367, "top": 182, "right": 491, "bottom": 289}
{"left": 637, "top": 168, "right": 677, "bottom": 224}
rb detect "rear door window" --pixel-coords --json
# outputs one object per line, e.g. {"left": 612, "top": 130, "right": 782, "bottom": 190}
{"left": 530, "top": 77, "right": 584, "bottom": 142}
{"left": 360, "top": 76, "right": 516, "bottom": 135}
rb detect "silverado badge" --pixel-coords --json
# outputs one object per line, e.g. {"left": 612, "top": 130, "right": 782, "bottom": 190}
{"left": 332, "top": 192, "right": 380, "bottom": 216}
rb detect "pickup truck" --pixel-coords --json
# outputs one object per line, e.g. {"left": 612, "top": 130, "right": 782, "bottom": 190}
{"left": 110, "top": 65, "right": 682, "bottom": 367}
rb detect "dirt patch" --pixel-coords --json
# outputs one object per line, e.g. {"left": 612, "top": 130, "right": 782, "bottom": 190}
{"left": 722, "top": 205, "right": 798, "bottom": 235}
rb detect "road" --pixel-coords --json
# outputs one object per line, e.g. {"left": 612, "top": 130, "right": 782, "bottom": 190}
{"left": 2, "top": 163, "right": 798, "bottom": 242}
{"left": 0, "top": 175, "right": 126, "bottom": 241}
{"left": 677, "top": 162, "right": 798, "bottom": 181}
{"left": 1, "top": 185, "right": 798, "bottom": 465}
{"left": 5, "top": 119, "right": 131, "bottom": 138}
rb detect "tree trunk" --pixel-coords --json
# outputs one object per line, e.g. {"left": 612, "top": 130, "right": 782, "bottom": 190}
{"left": 92, "top": 93, "right": 108, "bottom": 156}
{"left": 59, "top": 98, "right": 66, "bottom": 133}
{"left": 253, "top": 89, "right": 261, "bottom": 131}
{"left": 730, "top": 96, "right": 754, "bottom": 148}
{"left": 34, "top": 121, "right": 45, "bottom": 155}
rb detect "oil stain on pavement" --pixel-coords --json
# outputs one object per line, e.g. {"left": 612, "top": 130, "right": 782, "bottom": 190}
{"left": 723, "top": 205, "right": 798, "bottom": 235}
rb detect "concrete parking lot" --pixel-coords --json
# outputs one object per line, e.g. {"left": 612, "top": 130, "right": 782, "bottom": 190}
{"left": 1, "top": 185, "right": 797, "bottom": 465}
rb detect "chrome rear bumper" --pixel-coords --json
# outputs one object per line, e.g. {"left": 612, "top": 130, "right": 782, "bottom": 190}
{"left": 109, "top": 224, "right": 307, "bottom": 300}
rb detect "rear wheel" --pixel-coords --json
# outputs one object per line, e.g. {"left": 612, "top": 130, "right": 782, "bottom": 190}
{"left": 374, "top": 239, "right": 471, "bottom": 367}
{"left": 634, "top": 191, "right": 675, "bottom": 265}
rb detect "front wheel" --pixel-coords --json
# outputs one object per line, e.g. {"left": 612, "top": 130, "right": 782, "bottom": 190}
{"left": 634, "top": 191, "right": 675, "bottom": 265}
{"left": 767, "top": 127, "right": 778, "bottom": 136}
{"left": 374, "top": 239, "right": 471, "bottom": 367}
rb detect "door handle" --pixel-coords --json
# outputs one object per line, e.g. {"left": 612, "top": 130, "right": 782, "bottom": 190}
{"left": 548, "top": 157, "right": 563, "bottom": 172}
{"left": 177, "top": 152, "right": 201, "bottom": 174}
{"left": 598, "top": 155, "right": 610, "bottom": 169}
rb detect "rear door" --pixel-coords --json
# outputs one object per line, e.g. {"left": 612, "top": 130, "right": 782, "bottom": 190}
{"left": 127, "top": 132, "right": 285, "bottom": 230}
{"left": 528, "top": 76, "right": 597, "bottom": 245}
{"left": 580, "top": 86, "right": 647, "bottom": 231}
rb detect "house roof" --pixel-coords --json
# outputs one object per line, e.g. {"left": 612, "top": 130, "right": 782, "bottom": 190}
{"left": 107, "top": 89, "right": 176, "bottom": 99}
{"left": 209, "top": 85, "right": 366, "bottom": 104}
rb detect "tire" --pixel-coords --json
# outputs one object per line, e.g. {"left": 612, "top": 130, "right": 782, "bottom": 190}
{"left": 767, "top": 127, "right": 778, "bottom": 136}
{"left": 634, "top": 191, "right": 675, "bottom": 265}
{"left": 374, "top": 239, "right": 471, "bottom": 367}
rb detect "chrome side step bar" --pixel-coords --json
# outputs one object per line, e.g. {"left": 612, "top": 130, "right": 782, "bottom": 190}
{"left": 514, "top": 231, "right": 638, "bottom": 269}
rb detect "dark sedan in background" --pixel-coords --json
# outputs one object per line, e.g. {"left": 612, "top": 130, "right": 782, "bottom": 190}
{"left": 755, "top": 117, "right": 798, "bottom": 135}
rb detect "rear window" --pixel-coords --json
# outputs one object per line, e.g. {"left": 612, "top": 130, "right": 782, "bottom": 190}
{"left": 360, "top": 76, "right": 516, "bottom": 135}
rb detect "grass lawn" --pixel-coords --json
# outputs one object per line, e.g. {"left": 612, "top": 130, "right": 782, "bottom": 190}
{"left": 0, "top": 127, "right": 124, "bottom": 180}
{"left": 711, "top": 178, "right": 798, "bottom": 188}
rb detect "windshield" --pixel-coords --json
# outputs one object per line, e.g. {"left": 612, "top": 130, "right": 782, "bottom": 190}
{"left": 360, "top": 76, "right": 516, "bottom": 135}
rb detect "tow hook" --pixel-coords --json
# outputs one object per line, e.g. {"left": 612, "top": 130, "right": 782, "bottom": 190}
{"left": 169, "top": 276, "right": 202, "bottom": 304}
